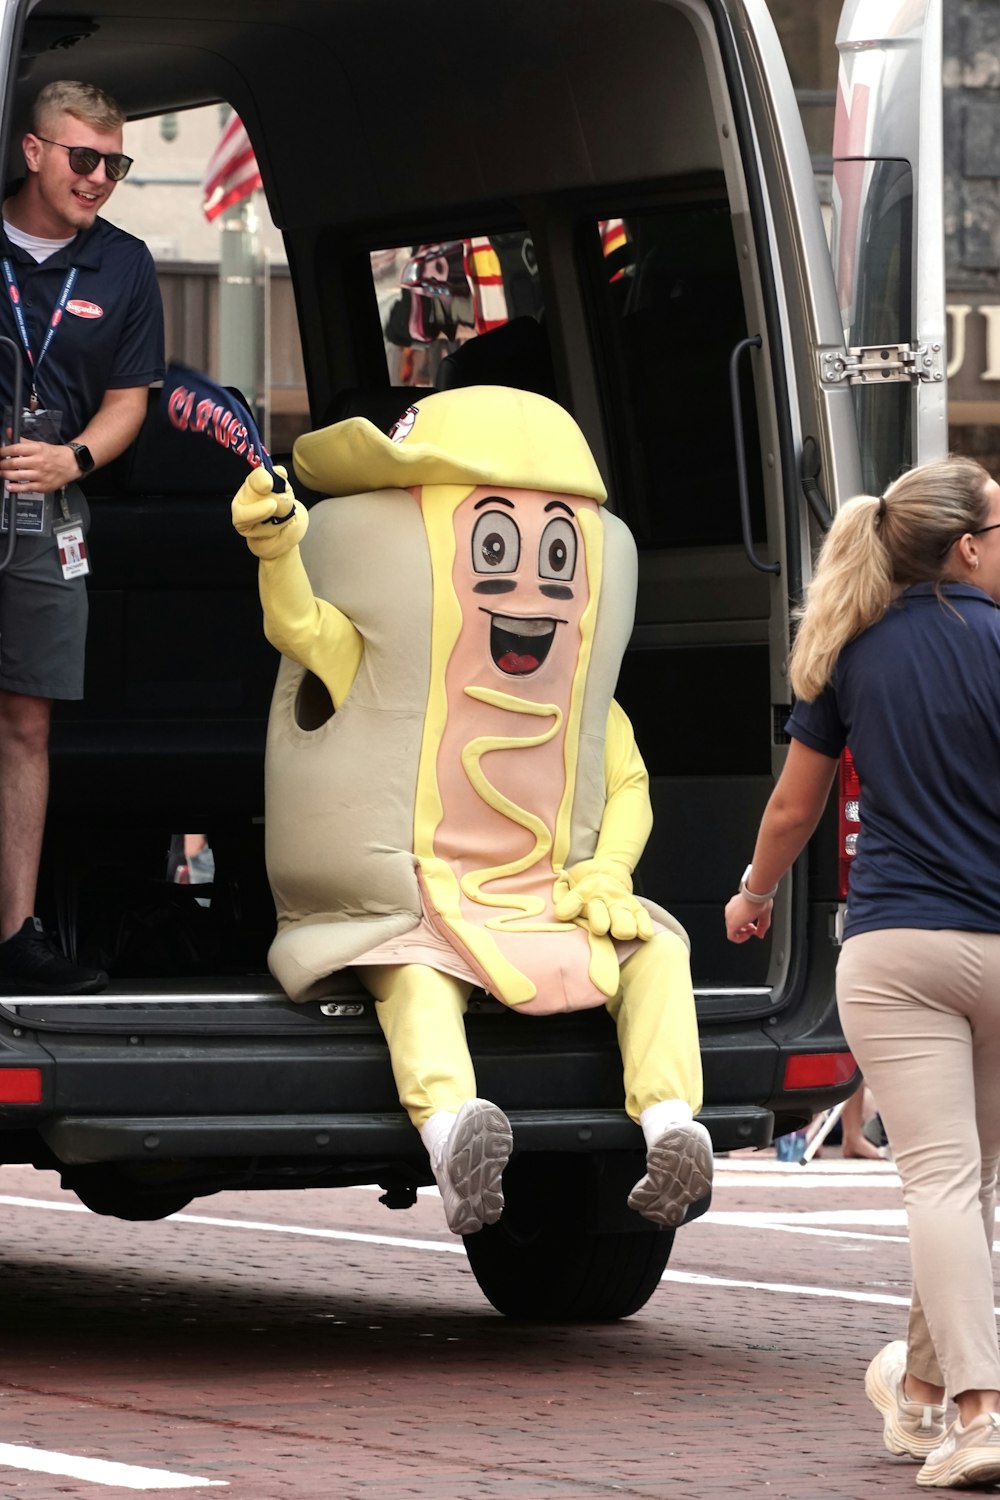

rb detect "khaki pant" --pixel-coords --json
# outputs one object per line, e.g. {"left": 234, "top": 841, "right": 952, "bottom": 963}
{"left": 837, "top": 928, "right": 1000, "bottom": 1398}
{"left": 364, "top": 929, "right": 703, "bottom": 1128}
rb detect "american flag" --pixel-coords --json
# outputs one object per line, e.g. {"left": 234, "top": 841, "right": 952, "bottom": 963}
{"left": 201, "top": 113, "right": 262, "bottom": 223}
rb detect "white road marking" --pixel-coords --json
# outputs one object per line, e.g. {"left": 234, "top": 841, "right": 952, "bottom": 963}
{"left": 0, "top": 1443, "right": 226, "bottom": 1490}
{"left": 175, "top": 1211, "right": 466, "bottom": 1254}
{"left": 660, "top": 1269, "right": 913, "bottom": 1307}
{"left": 0, "top": 1193, "right": 911, "bottom": 1247}
{"left": 712, "top": 1172, "right": 901, "bottom": 1189}
{"left": 715, "top": 1156, "right": 894, "bottom": 1174}
{"left": 0, "top": 1196, "right": 464, "bottom": 1253}
{"left": 715, "top": 1207, "right": 905, "bottom": 1224}
{"left": 7, "top": 1192, "right": 1000, "bottom": 1332}
{"left": 1, "top": 1193, "right": 87, "bottom": 1212}
{"left": 706, "top": 1207, "right": 908, "bottom": 1244}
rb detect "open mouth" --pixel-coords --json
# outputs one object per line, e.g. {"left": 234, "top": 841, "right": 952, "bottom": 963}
{"left": 489, "top": 613, "right": 558, "bottom": 676}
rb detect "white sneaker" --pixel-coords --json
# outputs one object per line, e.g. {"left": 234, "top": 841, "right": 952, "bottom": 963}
{"left": 627, "top": 1119, "right": 713, "bottom": 1227}
{"left": 917, "top": 1411, "right": 1000, "bottom": 1488}
{"left": 429, "top": 1098, "right": 512, "bottom": 1237}
{"left": 864, "top": 1341, "right": 946, "bottom": 1459}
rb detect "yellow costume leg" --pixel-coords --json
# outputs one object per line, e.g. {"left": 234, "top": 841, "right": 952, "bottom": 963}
{"left": 362, "top": 963, "right": 511, "bottom": 1235}
{"left": 609, "top": 932, "right": 711, "bottom": 1228}
{"left": 607, "top": 930, "right": 703, "bottom": 1122}
{"left": 361, "top": 963, "right": 475, "bottom": 1128}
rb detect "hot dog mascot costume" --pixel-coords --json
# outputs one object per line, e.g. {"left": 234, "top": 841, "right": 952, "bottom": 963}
{"left": 232, "top": 386, "right": 710, "bottom": 1234}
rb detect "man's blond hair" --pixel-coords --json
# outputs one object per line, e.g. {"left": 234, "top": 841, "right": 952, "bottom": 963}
{"left": 33, "top": 80, "right": 124, "bottom": 136}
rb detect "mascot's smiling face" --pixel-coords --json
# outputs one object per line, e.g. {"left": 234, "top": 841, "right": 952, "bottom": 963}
{"left": 450, "top": 485, "right": 597, "bottom": 684}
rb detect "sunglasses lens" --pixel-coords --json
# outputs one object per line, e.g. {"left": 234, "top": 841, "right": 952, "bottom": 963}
{"left": 62, "top": 146, "right": 132, "bottom": 180}
{"left": 67, "top": 147, "right": 101, "bottom": 175}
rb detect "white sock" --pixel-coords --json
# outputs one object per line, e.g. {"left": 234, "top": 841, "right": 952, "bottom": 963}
{"left": 640, "top": 1099, "right": 694, "bottom": 1149}
{"left": 419, "top": 1110, "right": 457, "bottom": 1162}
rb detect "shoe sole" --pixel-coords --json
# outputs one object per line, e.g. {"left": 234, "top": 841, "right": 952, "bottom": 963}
{"left": 445, "top": 1099, "right": 512, "bottom": 1237}
{"left": 627, "top": 1123, "right": 713, "bottom": 1228}
{"left": 864, "top": 1342, "right": 944, "bottom": 1460}
{"left": 917, "top": 1450, "right": 1000, "bottom": 1488}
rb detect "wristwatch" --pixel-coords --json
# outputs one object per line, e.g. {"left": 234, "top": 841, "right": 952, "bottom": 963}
{"left": 739, "top": 864, "right": 779, "bottom": 904}
{"left": 68, "top": 441, "right": 95, "bottom": 476}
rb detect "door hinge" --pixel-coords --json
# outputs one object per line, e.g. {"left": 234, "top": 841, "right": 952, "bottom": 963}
{"left": 819, "top": 342, "right": 945, "bottom": 386}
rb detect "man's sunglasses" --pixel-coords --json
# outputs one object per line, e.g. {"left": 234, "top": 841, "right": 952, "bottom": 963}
{"left": 35, "top": 135, "right": 133, "bottom": 182}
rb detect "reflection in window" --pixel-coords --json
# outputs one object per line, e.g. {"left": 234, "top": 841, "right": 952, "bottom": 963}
{"left": 371, "top": 233, "right": 543, "bottom": 387}
{"left": 834, "top": 158, "right": 914, "bottom": 496}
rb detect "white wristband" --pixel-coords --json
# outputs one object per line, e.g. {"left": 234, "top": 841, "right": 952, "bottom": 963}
{"left": 739, "top": 864, "right": 778, "bottom": 904}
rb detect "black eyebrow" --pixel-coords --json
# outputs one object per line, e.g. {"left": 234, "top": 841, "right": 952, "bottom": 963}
{"left": 543, "top": 500, "right": 575, "bottom": 517}
{"left": 474, "top": 495, "right": 515, "bottom": 511}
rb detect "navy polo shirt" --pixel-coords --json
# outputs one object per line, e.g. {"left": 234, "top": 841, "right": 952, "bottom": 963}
{"left": 787, "top": 582, "right": 1000, "bottom": 939}
{"left": 0, "top": 215, "right": 163, "bottom": 440}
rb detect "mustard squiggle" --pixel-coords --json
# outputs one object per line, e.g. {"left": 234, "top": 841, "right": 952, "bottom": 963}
{"left": 460, "top": 685, "right": 576, "bottom": 934}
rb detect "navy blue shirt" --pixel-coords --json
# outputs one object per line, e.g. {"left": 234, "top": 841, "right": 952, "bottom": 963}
{"left": 787, "top": 583, "right": 1000, "bottom": 939}
{"left": 0, "top": 215, "right": 163, "bottom": 440}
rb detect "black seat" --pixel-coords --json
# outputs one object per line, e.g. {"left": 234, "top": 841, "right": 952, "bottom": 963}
{"left": 435, "top": 315, "right": 556, "bottom": 398}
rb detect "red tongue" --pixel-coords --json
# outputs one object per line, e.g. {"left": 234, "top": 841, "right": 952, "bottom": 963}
{"left": 498, "top": 651, "right": 539, "bottom": 674}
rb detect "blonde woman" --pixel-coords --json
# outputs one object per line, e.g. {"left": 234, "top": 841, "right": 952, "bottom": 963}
{"left": 725, "top": 456, "right": 1000, "bottom": 1490}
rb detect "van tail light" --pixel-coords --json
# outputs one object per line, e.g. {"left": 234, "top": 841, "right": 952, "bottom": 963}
{"left": 838, "top": 749, "right": 860, "bottom": 900}
{"left": 783, "top": 1052, "right": 857, "bottom": 1090}
{"left": 0, "top": 1067, "right": 43, "bottom": 1104}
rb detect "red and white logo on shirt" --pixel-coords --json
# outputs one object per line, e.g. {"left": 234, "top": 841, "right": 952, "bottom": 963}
{"left": 66, "top": 299, "right": 103, "bottom": 319}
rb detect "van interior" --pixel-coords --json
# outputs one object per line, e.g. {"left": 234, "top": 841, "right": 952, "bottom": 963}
{"left": 13, "top": 0, "right": 786, "bottom": 1008}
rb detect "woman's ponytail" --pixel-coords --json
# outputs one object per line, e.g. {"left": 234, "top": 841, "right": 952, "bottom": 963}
{"left": 789, "top": 456, "right": 991, "bottom": 701}
{"left": 790, "top": 496, "right": 893, "bottom": 699}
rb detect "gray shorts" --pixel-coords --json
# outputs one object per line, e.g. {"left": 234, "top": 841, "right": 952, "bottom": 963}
{"left": 0, "top": 489, "right": 90, "bottom": 701}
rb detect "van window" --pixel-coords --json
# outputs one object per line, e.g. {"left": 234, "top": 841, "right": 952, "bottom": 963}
{"left": 835, "top": 159, "right": 914, "bottom": 496}
{"left": 585, "top": 202, "right": 764, "bottom": 552}
{"left": 371, "top": 233, "right": 543, "bottom": 387}
{"left": 103, "top": 104, "right": 307, "bottom": 453}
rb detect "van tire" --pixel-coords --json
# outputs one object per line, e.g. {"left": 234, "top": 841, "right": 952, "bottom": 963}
{"left": 461, "top": 1151, "right": 675, "bottom": 1321}
{"left": 62, "top": 1164, "right": 193, "bottom": 1221}
{"left": 463, "top": 1215, "right": 674, "bottom": 1321}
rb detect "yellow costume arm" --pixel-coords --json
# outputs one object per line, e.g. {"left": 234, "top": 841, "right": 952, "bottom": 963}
{"left": 553, "top": 701, "right": 654, "bottom": 941}
{"left": 596, "top": 698, "right": 653, "bottom": 871}
{"left": 258, "top": 551, "right": 363, "bottom": 710}
{"left": 232, "top": 467, "right": 363, "bottom": 709}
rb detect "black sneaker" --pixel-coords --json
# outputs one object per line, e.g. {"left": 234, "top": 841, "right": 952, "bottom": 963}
{"left": 0, "top": 917, "right": 108, "bottom": 995}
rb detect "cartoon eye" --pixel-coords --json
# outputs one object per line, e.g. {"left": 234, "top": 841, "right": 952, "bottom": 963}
{"left": 539, "top": 517, "right": 577, "bottom": 580}
{"left": 472, "top": 509, "right": 521, "bottom": 573}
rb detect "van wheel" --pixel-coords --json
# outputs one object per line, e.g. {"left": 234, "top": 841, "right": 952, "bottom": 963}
{"left": 461, "top": 1151, "right": 675, "bottom": 1321}
{"left": 62, "top": 1165, "right": 193, "bottom": 1221}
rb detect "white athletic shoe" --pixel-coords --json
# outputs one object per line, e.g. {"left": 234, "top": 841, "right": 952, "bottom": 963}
{"left": 917, "top": 1411, "right": 1000, "bottom": 1488}
{"left": 429, "top": 1098, "right": 512, "bottom": 1236}
{"left": 864, "top": 1341, "right": 947, "bottom": 1460}
{"left": 627, "top": 1119, "right": 713, "bottom": 1227}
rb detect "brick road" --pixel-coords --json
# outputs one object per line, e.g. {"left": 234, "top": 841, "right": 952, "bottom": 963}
{"left": 0, "top": 1154, "right": 986, "bottom": 1499}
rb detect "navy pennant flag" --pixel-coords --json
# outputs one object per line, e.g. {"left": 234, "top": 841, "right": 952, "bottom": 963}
{"left": 160, "top": 362, "right": 286, "bottom": 494}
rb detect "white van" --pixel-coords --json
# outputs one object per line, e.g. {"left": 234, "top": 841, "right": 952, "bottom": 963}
{"left": 0, "top": 0, "right": 943, "bottom": 1320}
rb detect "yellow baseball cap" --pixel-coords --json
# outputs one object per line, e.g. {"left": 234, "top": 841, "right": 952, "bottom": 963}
{"left": 293, "top": 384, "right": 607, "bottom": 503}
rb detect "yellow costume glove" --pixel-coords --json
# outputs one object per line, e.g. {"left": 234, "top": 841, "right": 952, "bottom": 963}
{"left": 553, "top": 858, "right": 654, "bottom": 942}
{"left": 231, "top": 466, "right": 308, "bottom": 559}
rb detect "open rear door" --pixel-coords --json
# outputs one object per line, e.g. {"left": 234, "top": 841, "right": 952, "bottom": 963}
{"left": 831, "top": 0, "right": 945, "bottom": 494}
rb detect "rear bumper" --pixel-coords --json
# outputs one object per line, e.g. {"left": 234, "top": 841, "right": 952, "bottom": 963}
{"left": 1, "top": 979, "right": 851, "bottom": 1173}
{"left": 38, "top": 1103, "right": 775, "bottom": 1166}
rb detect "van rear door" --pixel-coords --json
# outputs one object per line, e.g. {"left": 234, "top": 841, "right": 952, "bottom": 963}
{"left": 832, "top": 0, "right": 946, "bottom": 493}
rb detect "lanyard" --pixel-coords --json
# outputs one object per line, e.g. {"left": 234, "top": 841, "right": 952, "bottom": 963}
{"left": 1, "top": 258, "right": 78, "bottom": 411}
